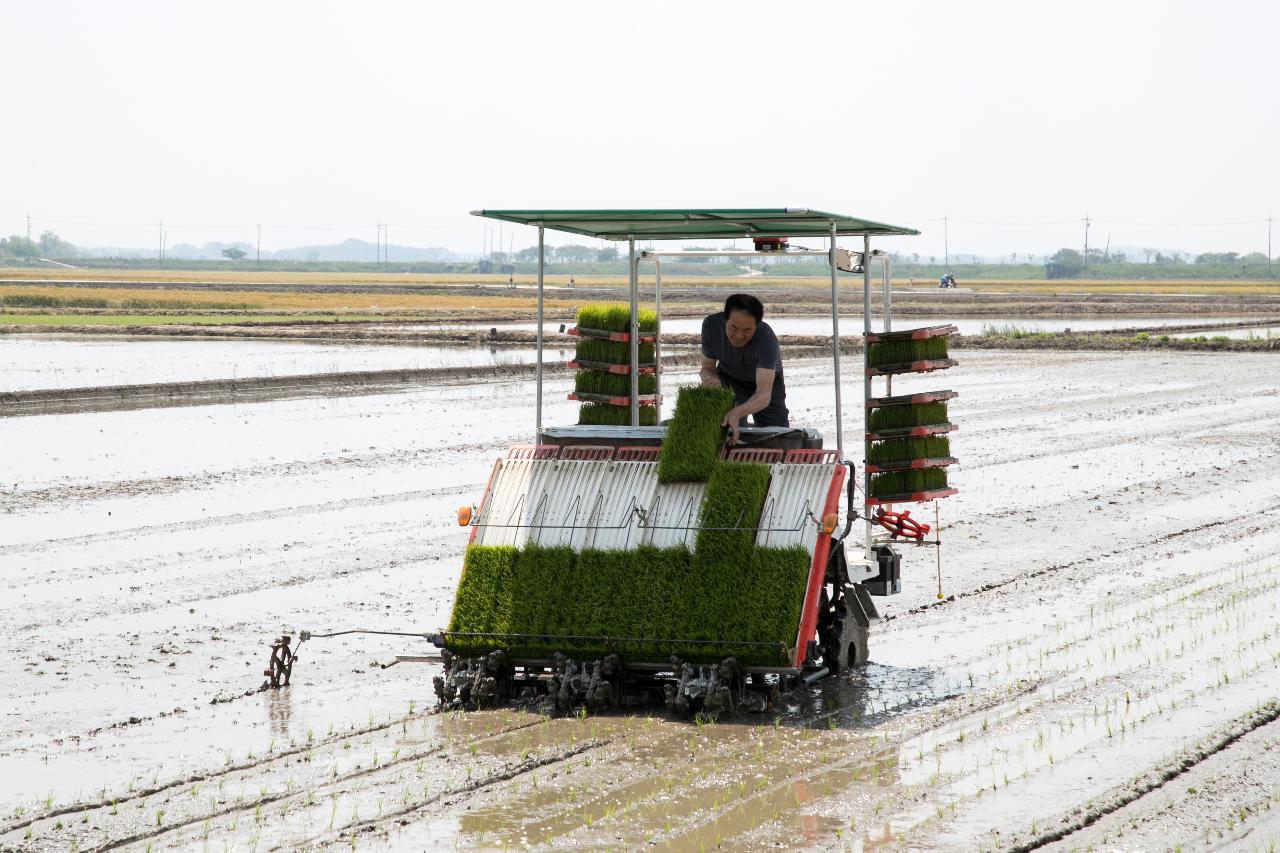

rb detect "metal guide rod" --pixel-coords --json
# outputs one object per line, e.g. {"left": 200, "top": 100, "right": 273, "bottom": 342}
{"left": 863, "top": 234, "right": 873, "bottom": 563}
{"left": 882, "top": 254, "right": 893, "bottom": 397}
{"left": 829, "top": 221, "right": 843, "bottom": 456}
{"left": 637, "top": 255, "right": 664, "bottom": 410}
{"left": 535, "top": 220, "right": 545, "bottom": 438}
{"left": 628, "top": 237, "right": 639, "bottom": 427}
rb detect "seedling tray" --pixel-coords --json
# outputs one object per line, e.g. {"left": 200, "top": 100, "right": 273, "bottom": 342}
{"left": 567, "top": 360, "right": 658, "bottom": 374}
{"left": 867, "top": 390, "right": 958, "bottom": 409}
{"left": 866, "top": 359, "right": 957, "bottom": 377}
{"left": 569, "top": 326, "right": 657, "bottom": 343}
{"left": 865, "top": 456, "right": 957, "bottom": 474}
{"left": 568, "top": 391, "right": 661, "bottom": 406}
{"left": 864, "top": 324, "right": 957, "bottom": 344}
{"left": 864, "top": 487, "right": 958, "bottom": 505}
{"left": 866, "top": 423, "right": 957, "bottom": 441}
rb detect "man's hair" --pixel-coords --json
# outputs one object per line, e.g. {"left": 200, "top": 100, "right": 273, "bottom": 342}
{"left": 723, "top": 293, "right": 764, "bottom": 323}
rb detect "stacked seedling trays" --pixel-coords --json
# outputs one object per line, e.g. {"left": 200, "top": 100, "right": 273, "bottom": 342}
{"left": 865, "top": 326, "right": 959, "bottom": 504}
{"left": 566, "top": 304, "right": 661, "bottom": 426}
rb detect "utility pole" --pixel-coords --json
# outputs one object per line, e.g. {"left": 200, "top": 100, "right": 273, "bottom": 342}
{"left": 158, "top": 221, "right": 164, "bottom": 263}
{"left": 943, "top": 215, "right": 949, "bottom": 267}
{"left": 1082, "top": 214, "right": 1091, "bottom": 272}
{"left": 1268, "top": 216, "right": 1274, "bottom": 279}
{"left": 26, "top": 213, "right": 31, "bottom": 244}
{"left": 256, "top": 224, "right": 261, "bottom": 264}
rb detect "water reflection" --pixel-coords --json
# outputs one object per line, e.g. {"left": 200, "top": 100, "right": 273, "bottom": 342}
{"left": 264, "top": 685, "right": 294, "bottom": 739}
{"left": 779, "top": 663, "right": 966, "bottom": 730}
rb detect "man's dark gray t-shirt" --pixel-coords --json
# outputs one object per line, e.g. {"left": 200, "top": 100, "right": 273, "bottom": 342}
{"left": 700, "top": 311, "right": 789, "bottom": 425}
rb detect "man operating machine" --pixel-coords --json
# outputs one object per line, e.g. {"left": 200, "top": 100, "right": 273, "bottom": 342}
{"left": 700, "top": 293, "right": 789, "bottom": 444}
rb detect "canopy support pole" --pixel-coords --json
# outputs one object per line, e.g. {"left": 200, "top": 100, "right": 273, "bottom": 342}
{"left": 863, "top": 233, "right": 873, "bottom": 563}
{"left": 829, "top": 221, "right": 843, "bottom": 457}
{"left": 628, "top": 237, "right": 639, "bottom": 427}
{"left": 535, "top": 224, "right": 544, "bottom": 442}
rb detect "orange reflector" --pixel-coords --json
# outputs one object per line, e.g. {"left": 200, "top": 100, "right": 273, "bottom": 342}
{"left": 457, "top": 506, "right": 472, "bottom": 527}
{"left": 821, "top": 512, "right": 838, "bottom": 535}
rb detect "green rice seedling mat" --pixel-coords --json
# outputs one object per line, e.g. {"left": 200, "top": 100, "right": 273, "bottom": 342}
{"left": 574, "top": 371, "right": 658, "bottom": 397}
{"left": 867, "top": 401, "right": 950, "bottom": 433}
{"left": 867, "top": 436, "right": 951, "bottom": 466}
{"left": 656, "top": 386, "right": 736, "bottom": 483}
{"left": 575, "top": 337, "right": 656, "bottom": 366}
{"left": 446, "top": 540, "right": 809, "bottom": 666}
{"left": 866, "top": 468, "right": 957, "bottom": 504}
{"left": 576, "top": 304, "right": 658, "bottom": 334}
{"left": 578, "top": 403, "right": 658, "bottom": 426}
{"left": 866, "top": 335, "right": 949, "bottom": 368}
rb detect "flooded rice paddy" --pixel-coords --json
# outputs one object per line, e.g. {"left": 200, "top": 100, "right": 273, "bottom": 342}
{"left": 4, "top": 339, "right": 1280, "bottom": 850}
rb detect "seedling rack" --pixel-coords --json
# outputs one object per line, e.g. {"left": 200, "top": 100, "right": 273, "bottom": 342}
{"left": 569, "top": 326, "right": 658, "bottom": 343}
{"left": 567, "top": 391, "right": 662, "bottom": 406}
{"left": 865, "top": 423, "right": 958, "bottom": 441}
{"left": 866, "top": 358, "right": 959, "bottom": 377}
{"left": 567, "top": 360, "right": 659, "bottom": 375}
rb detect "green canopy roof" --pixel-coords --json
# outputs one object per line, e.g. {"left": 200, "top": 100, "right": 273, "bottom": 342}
{"left": 470, "top": 208, "right": 919, "bottom": 241}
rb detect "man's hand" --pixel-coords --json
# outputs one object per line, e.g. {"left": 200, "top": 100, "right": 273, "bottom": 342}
{"left": 722, "top": 409, "right": 742, "bottom": 446}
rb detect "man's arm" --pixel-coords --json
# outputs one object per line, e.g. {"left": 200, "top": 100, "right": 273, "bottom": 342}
{"left": 722, "top": 367, "right": 775, "bottom": 443}
{"left": 699, "top": 355, "right": 721, "bottom": 388}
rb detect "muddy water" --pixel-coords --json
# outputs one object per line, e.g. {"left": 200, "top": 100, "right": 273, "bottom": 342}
{"left": 0, "top": 335, "right": 574, "bottom": 391}
{"left": 5, "top": 350, "right": 1280, "bottom": 850}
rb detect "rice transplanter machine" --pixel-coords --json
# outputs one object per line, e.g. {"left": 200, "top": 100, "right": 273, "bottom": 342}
{"left": 278, "top": 209, "right": 958, "bottom": 716}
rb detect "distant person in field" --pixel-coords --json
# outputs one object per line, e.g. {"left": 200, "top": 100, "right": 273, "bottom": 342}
{"left": 700, "top": 293, "right": 788, "bottom": 444}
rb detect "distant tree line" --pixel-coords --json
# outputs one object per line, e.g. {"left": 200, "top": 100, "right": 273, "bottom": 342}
{"left": 0, "top": 231, "right": 77, "bottom": 259}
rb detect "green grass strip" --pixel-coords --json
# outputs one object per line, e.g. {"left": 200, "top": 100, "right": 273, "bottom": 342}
{"left": 866, "top": 336, "right": 949, "bottom": 367}
{"left": 574, "top": 371, "right": 658, "bottom": 397}
{"left": 866, "top": 402, "right": 949, "bottom": 432}
{"left": 576, "top": 304, "right": 657, "bottom": 334}
{"left": 867, "top": 436, "right": 952, "bottom": 465}
{"left": 577, "top": 403, "right": 658, "bottom": 426}
{"left": 657, "top": 386, "right": 736, "bottom": 483}
{"left": 869, "top": 468, "right": 949, "bottom": 497}
{"left": 575, "top": 337, "right": 656, "bottom": 365}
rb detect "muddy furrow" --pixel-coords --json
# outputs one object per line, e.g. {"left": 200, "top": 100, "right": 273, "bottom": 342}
{"left": 1009, "top": 700, "right": 1280, "bottom": 852}
{"left": 0, "top": 712, "right": 544, "bottom": 839}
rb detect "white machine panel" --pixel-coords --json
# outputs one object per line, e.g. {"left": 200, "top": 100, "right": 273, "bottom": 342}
{"left": 471, "top": 455, "right": 837, "bottom": 556}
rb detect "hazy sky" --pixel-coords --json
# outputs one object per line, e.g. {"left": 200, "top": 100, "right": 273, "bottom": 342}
{"left": 3, "top": 0, "right": 1277, "bottom": 259}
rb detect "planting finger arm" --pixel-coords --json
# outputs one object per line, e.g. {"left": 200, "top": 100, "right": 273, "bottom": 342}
{"left": 699, "top": 355, "right": 721, "bottom": 388}
{"left": 724, "top": 368, "right": 776, "bottom": 428}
